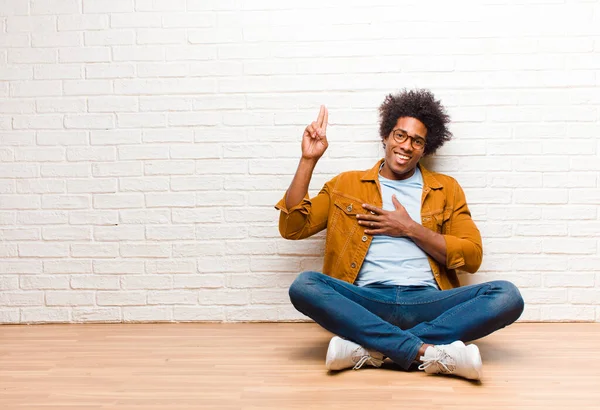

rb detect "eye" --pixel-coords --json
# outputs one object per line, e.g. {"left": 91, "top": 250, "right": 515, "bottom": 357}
{"left": 415, "top": 138, "right": 425, "bottom": 148}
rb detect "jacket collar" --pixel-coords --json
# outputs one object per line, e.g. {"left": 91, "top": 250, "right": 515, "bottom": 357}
{"left": 361, "top": 159, "right": 443, "bottom": 190}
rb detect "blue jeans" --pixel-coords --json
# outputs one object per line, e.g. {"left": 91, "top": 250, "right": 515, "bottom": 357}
{"left": 289, "top": 271, "right": 524, "bottom": 370}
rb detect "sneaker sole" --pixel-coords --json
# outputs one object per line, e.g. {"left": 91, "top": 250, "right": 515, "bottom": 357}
{"left": 325, "top": 336, "right": 344, "bottom": 371}
{"left": 466, "top": 344, "right": 483, "bottom": 380}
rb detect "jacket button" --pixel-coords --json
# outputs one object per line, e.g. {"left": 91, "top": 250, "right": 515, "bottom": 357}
{"left": 351, "top": 262, "right": 356, "bottom": 268}
{"left": 346, "top": 204, "right": 352, "bottom": 212}
{"left": 361, "top": 235, "right": 367, "bottom": 242}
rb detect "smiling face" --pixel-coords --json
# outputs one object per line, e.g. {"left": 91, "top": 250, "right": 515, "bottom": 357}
{"left": 380, "top": 116, "right": 427, "bottom": 181}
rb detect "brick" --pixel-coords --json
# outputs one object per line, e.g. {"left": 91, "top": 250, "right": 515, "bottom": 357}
{"left": 42, "top": 226, "right": 91, "bottom": 241}
{"left": 1, "top": 276, "right": 20, "bottom": 290}
{"left": 162, "top": 12, "right": 215, "bottom": 28}
{"left": 119, "top": 209, "right": 170, "bottom": 224}
{"left": 137, "top": 29, "right": 186, "bottom": 45}
{"left": 541, "top": 306, "right": 595, "bottom": 322}
{"left": 37, "top": 131, "right": 87, "bottom": 145}
{"left": 11, "top": 80, "right": 61, "bottom": 97}
{"left": 21, "top": 308, "right": 70, "bottom": 323}
{"left": 118, "top": 146, "right": 168, "bottom": 160}
{"left": 58, "top": 14, "right": 109, "bottom": 31}
{"left": 84, "top": 30, "right": 135, "bottom": 46}
{"left": 71, "top": 243, "right": 119, "bottom": 258}
{"left": 137, "top": 63, "right": 189, "bottom": 78}
{"left": 198, "top": 256, "right": 249, "bottom": 273}
{"left": 94, "top": 226, "right": 145, "bottom": 241}
{"left": 42, "top": 195, "right": 90, "bottom": 210}
{"left": 92, "top": 162, "right": 142, "bottom": 177}
{"left": 71, "top": 275, "right": 120, "bottom": 290}
{"left": 144, "top": 161, "right": 195, "bottom": 176}
{"left": 16, "top": 180, "right": 64, "bottom": 194}
{"left": 0, "top": 261, "right": 42, "bottom": 274}
{"left": 143, "top": 129, "right": 193, "bottom": 143}
{"left": 144, "top": 260, "right": 191, "bottom": 275}
{"left": 174, "top": 274, "right": 224, "bottom": 289}
{"left": 7, "top": 16, "right": 56, "bottom": 32}
{"left": 17, "top": 211, "right": 68, "bottom": 225}
{"left": 172, "top": 242, "right": 222, "bottom": 258}
{"left": 0, "top": 244, "right": 18, "bottom": 257}
{"left": 42, "top": 164, "right": 90, "bottom": 177}
{"left": 1, "top": 131, "right": 35, "bottom": 146}
{"left": 173, "top": 306, "right": 224, "bottom": 321}
{"left": 146, "top": 226, "right": 194, "bottom": 240}
{"left": 88, "top": 97, "right": 138, "bottom": 113}
{"left": 119, "top": 177, "right": 169, "bottom": 192}
{"left": 37, "top": 98, "right": 86, "bottom": 113}
{"left": 32, "top": 32, "right": 82, "bottom": 47}
{"left": 120, "top": 243, "right": 170, "bottom": 258}
{"left": 251, "top": 289, "right": 289, "bottom": 304}
{"left": 197, "top": 159, "right": 247, "bottom": 175}
{"left": 122, "top": 275, "right": 172, "bottom": 290}
{"left": 67, "top": 147, "right": 116, "bottom": 162}
{"left": 145, "top": 193, "right": 195, "bottom": 208}
{"left": 170, "top": 144, "right": 220, "bottom": 159}
{"left": 0, "top": 66, "right": 34, "bottom": 80}
{"left": 93, "top": 260, "right": 145, "bottom": 274}
{"left": 46, "top": 291, "right": 94, "bottom": 306}
{"left": 19, "top": 243, "right": 69, "bottom": 258}
{"left": 117, "top": 113, "right": 166, "bottom": 128}
{"left": 115, "top": 78, "right": 216, "bottom": 95}
{"left": 196, "top": 225, "right": 247, "bottom": 240}
{"left": 72, "top": 308, "right": 121, "bottom": 322}
{"left": 568, "top": 222, "right": 600, "bottom": 236}
{"left": 113, "top": 46, "right": 165, "bottom": 62}
{"left": 69, "top": 210, "right": 118, "bottom": 225}
{"left": 44, "top": 260, "right": 92, "bottom": 274}
{"left": 13, "top": 115, "right": 64, "bottom": 130}
{"left": 1, "top": 194, "right": 41, "bottom": 211}
{"left": 171, "top": 176, "right": 223, "bottom": 191}
{"left": 63, "top": 79, "right": 113, "bottom": 96}
{"left": 226, "top": 306, "right": 278, "bottom": 322}
{"left": 172, "top": 209, "right": 221, "bottom": 223}
{"left": 64, "top": 114, "right": 115, "bottom": 129}
{"left": 0, "top": 179, "right": 15, "bottom": 193}
{"left": 148, "top": 290, "right": 196, "bottom": 305}
{"left": 60, "top": 47, "right": 111, "bottom": 63}
{"left": 136, "top": 0, "right": 186, "bottom": 11}
{"left": 0, "top": 164, "right": 38, "bottom": 178}
{"left": 67, "top": 179, "right": 117, "bottom": 194}
{"left": 94, "top": 193, "right": 144, "bottom": 209}
{"left": 123, "top": 307, "right": 172, "bottom": 322}
{"left": 545, "top": 273, "right": 595, "bottom": 288}
{"left": 0, "top": 0, "right": 29, "bottom": 15}
{"left": 198, "top": 289, "right": 249, "bottom": 305}
{"left": 86, "top": 63, "right": 136, "bottom": 80}
{"left": 199, "top": 192, "right": 245, "bottom": 207}
{"left": 31, "top": 0, "right": 80, "bottom": 14}
{"left": 0, "top": 228, "right": 40, "bottom": 241}
{"left": 97, "top": 291, "right": 146, "bottom": 306}
{"left": 83, "top": 0, "right": 134, "bottom": 13}
{"left": 91, "top": 130, "right": 141, "bottom": 145}
{"left": 110, "top": 12, "right": 161, "bottom": 28}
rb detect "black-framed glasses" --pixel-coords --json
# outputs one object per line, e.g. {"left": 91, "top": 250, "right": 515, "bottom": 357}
{"left": 391, "top": 129, "right": 426, "bottom": 151}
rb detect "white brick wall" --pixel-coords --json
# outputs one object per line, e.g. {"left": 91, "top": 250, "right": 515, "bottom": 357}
{"left": 1, "top": 0, "right": 599, "bottom": 324}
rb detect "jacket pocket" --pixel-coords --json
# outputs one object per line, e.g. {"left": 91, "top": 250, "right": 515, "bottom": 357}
{"left": 330, "top": 197, "right": 361, "bottom": 234}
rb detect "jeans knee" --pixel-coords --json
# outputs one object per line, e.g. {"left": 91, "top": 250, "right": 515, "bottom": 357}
{"left": 288, "top": 271, "right": 321, "bottom": 307}
{"left": 493, "top": 280, "right": 524, "bottom": 323}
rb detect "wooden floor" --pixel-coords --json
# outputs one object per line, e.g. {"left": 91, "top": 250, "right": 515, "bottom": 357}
{"left": 1, "top": 323, "right": 599, "bottom": 409}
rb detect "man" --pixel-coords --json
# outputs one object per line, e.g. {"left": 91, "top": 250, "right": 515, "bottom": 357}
{"left": 274, "top": 89, "right": 524, "bottom": 381}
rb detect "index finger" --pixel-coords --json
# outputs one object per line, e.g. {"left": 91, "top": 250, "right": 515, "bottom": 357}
{"left": 323, "top": 106, "right": 328, "bottom": 131}
{"left": 316, "top": 105, "right": 325, "bottom": 128}
{"left": 362, "top": 203, "right": 383, "bottom": 214}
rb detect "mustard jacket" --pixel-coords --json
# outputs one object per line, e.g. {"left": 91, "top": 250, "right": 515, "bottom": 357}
{"left": 275, "top": 159, "right": 483, "bottom": 290}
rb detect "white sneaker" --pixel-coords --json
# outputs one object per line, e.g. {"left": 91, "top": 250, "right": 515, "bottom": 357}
{"left": 325, "top": 336, "right": 385, "bottom": 371}
{"left": 418, "top": 341, "right": 482, "bottom": 380}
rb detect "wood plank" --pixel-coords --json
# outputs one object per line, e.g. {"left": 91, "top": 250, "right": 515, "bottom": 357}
{"left": 1, "top": 323, "right": 599, "bottom": 409}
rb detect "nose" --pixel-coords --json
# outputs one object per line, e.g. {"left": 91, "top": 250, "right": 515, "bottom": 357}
{"left": 398, "top": 136, "right": 413, "bottom": 152}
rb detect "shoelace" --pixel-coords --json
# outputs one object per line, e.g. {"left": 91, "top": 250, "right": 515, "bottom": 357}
{"left": 351, "top": 348, "right": 384, "bottom": 370}
{"left": 418, "top": 347, "right": 456, "bottom": 374}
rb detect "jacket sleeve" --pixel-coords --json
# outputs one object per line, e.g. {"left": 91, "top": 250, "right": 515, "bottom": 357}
{"left": 442, "top": 181, "right": 483, "bottom": 273}
{"left": 274, "top": 177, "right": 336, "bottom": 240}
